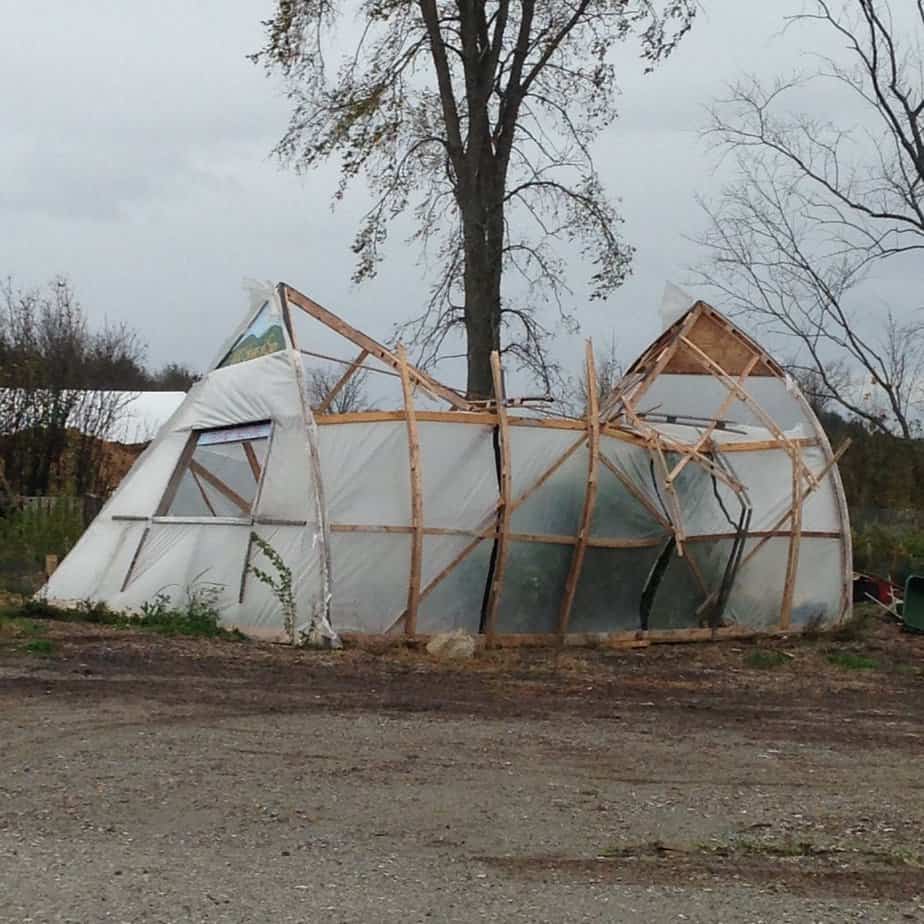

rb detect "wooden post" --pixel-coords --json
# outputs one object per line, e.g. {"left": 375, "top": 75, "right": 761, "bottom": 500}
{"left": 398, "top": 345, "right": 423, "bottom": 636}
{"left": 484, "top": 351, "right": 511, "bottom": 644}
{"left": 44, "top": 554, "right": 58, "bottom": 578}
{"left": 316, "top": 348, "right": 369, "bottom": 414}
{"left": 381, "top": 432, "right": 587, "bottom": 634}
{"left": 558, "top": 341, "right": 600, "bottom": 636}
{"left": 780, "top": 450, "right": 803, "bottom": 630}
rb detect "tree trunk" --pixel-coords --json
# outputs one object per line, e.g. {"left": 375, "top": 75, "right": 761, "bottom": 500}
{"left": 461, "top": 191, "right": 505, "bottom": 400}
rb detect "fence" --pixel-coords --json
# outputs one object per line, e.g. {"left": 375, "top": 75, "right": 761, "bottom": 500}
{"left": 0, "top": 495, "right": 102, "bottom": 595}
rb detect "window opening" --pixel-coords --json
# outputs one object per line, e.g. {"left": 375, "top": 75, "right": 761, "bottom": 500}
{"left": 160, "top": 421, "right": 271, "bottom": 518}
{"left": 218, "top": 302, "right": 286, "bottom": 368}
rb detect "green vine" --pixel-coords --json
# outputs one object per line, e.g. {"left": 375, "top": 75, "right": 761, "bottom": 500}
{"left": 247, "top": 532, "right": 296, "bottom": 642}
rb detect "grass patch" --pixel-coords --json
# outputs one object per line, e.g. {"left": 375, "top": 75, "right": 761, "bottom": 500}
{"left": 827, "top": 650, "right": 879, "bottom": 671}
{"left": 13, "top": 594, "right": 245, "bottom": 641}
{"left": 744, "top": 649, "right": 789, "bottom": 669}
{"left": 0, "top": 611, "right": 45, "bottom": 639}
{"left": 24, "top": 638, "right": 55, "bottom": 657}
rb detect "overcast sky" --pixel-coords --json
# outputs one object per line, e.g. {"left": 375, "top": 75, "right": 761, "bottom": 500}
{"left": 0, "top": 0, "right": 903, "bottom": 392}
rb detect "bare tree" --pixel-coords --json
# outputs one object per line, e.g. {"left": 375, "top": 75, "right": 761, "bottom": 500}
{"left": 697, "top": 0, "right": 924, "bottom": 439}
{"left": 254, "top": 0, "right": 695, "bottom": 399}
{"left": 150, "top": 362, "right": 200, "bottom": 391}
{"left": 562, "top": 333, "right": 623, "bottom": 416}
{"left": 306, "top": 364, "right": 371, "bottom": 413}
{"left": 0, "top": 277, "right": 147, "bottom": 495}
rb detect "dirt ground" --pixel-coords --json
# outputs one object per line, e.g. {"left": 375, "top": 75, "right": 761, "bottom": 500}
{"left": 0, "top": 613, "right": 922, "bottom": 923}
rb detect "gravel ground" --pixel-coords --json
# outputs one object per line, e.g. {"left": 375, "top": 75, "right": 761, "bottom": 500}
{"left": 0, "top": 617, "right": 922, "bottom": 923}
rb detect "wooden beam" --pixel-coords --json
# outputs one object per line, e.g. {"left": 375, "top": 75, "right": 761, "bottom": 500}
{"left": 120, "top": 526, "right": 150, "bottom": 593}
{"left": 598, "top": 447, "right": 672, "bottom": 530}
{"left": 242, "top": 441, "right": 262, "bottom": 482}
{"left": 558, "top": 342, "right": 600, "bottom": 635}
{"left": 693, "top": 439, "right": 852, "bottom": 616}
{"left": 484, "top": 351, "right": 512, "bottom": 644}
{"left": 741, "top": 439, "right": 850, "bottom": 570}
{"left": 341, "top": 623, "right": 814, "bottom": 650}
{"left": 720, "top": 438, "right": 817, "bottom": 453}
{"left": 238, "top": 531, "right": 255, "bottom": 603}
{"left": 677, "top": 334, "right": 813, "bottom": 487}
{"left": 780, "top": 453, "right": 802, "bottom": 630}
{"left": 283, "top": 284, "right": 473, "bottom": 410}
{"left": 685, "top": 529, "right": 843, "bottom": 542}
{"left": 155, "top": 433, "right": 199, "bottom": 516}
{"left": 666, "top": 353, "right": 760, "bottom": 483}
{"left": 315, "top": 348, "right": 369, "bottom": 415}
{"left": 189, "top": 460, "right": 251, "bottom": 515}
{"left": 398, "top": 345, "right": 423, "bottom": 636}
{"left": 604, "top": 308, "right": 702, "bottom": 423}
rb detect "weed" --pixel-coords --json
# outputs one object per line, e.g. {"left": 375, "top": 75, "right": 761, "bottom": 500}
{"left": 2, "top": 587, "right": 244, "bottom": 641}
{"left": 248, "top": 533, "right": 296, "bottom": 642}
{"left": 827, "top": 650, "right": 879, "bottom": 671}
{"left": 745, "top": 649, "right": 789, "bottom": 669}
{"left": 24, "top": 638, "right": 54, "bottom": 656}
{"left": 138, "top": 583, "right": 238, "bottom": 638}
{"left": 0, "top": 614, "right": 44, "bottom": 639}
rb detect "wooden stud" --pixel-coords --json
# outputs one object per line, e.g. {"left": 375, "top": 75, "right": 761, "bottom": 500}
{"left": 780, "top": 452, "right": 803, "bottom": 630}
{"left": 238, "top": 531, "right": 255, "bottom": 604}
{"left": 120, "top": 526, "right": 150, "bottom": 593}
{"left": 154, "top": 433, "right": 199, "bottom": 516}
{"left": 558, "top": 341, "right": 601, "bottom": 635}
{"left": 741, "top": 439, "right": 851, "bottom": 570}
{"left": 242, "top": 441, "right": 262, "bottom": 481}
{"left": 484, "top": 350, "right": 512, "bottom": 644}
{"left": 693, "top": 439, "right": 852, "bottom": 616}
{"left": 381, "top": 434, "right": 588, "bottom": 632}
{"left": 283, "top": 285, "right": 473, "bottom": 410}
{"left": 316, "top": 348, "right": 369, "bottom": 415}
{"left": 398, "top": 344, "right": 424, "bottom": 636}
{"left": 188, "top": 460, "right": 251, "bottom": 515}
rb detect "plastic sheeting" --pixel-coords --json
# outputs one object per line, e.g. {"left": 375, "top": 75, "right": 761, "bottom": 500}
{"left": 42, "top": 286, "right": 851, "bottom": 641}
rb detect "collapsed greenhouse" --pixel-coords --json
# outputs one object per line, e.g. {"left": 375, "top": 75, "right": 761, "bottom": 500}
{"left": 41, "top": 282, "right": 852, "bottom": 644}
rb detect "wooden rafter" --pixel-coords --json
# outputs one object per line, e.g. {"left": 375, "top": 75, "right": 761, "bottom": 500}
{"left": 282, "top": 284, "right": 472, "bottom": 410}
